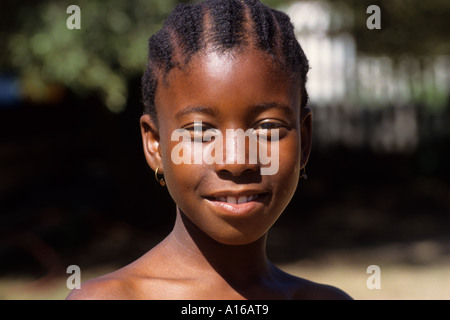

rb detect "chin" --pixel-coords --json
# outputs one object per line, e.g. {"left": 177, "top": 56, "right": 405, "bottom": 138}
{"left": 208, "top": 228, "right": 267, "bottom": 246}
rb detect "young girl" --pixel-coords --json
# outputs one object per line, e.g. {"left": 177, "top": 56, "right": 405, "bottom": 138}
{"left": 67, "top": 0, "right": 351, "bottom": 300}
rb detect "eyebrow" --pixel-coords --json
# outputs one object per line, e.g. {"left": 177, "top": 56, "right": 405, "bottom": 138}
{"left": 174, "top": 102, "right": 294, "bottom": 120}
{"left": 175, "top": 105, "right": 218, "bottom": 120}
{"left": 250, "top": 102, "right": 294, "bottom": 116}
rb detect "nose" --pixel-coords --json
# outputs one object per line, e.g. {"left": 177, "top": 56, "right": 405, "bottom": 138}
{"left": 214, "top": 130, "right": 260, "bottom": 176}
{"left": 215, "top": 160, "right": 260, "bottom": 177}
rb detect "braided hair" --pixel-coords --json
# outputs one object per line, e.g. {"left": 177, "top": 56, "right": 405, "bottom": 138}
{"left": 141, "top": 0, "right": 309, "bottom": 121}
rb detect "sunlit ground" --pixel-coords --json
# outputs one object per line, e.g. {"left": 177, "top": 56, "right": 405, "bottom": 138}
{"left": 280, "top": 239, "right": 450, "bottom": 300}
{"left": 1, "top": 239, "right": 449, "bottom": 300}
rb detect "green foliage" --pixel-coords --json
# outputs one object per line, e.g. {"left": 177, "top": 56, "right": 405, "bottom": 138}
{"left": 344, "top": 0, "right": 450, "bottom": 56}
{"left": 2, "top": 0, "right": 448, "bottom": 112}
{"left": 2, "top": 0, "right": 292, "bottom": 112}
{"left": 4, "top": 0, "right": 179, "bottom": 112}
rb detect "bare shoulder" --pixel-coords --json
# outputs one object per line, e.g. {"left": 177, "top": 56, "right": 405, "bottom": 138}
{"left": 65, "top": 271, "right": 137, "bottom": 300}
{"left": 272, "top": 266, "right": 352, "bottom": 300}
{"left": 65, "top": 245, "right": 182, "bottom": 300}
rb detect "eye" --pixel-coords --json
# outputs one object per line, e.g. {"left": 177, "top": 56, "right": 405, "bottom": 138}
{"left": 182, "top": 122, "right": 218, "bottom": 141}
{"left": 254, "top": 121, "right": 284, "bottom": 130}
{"left": 254, "top": 120, "right": 288, "bottom": 140}
{"left": 183, "top": 123, "right": 210, "bottom": 132}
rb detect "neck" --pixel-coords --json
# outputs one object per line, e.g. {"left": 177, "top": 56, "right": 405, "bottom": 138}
{"left": 166, "top": 207, "right": 271, "bottom": 288}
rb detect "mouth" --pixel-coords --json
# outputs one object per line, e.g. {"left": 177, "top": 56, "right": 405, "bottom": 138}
{"left": 203, "top": 191, "right": 269, "bottom": 216}
{"left": 206, "top": 194, "right": 261, "bottom": 204}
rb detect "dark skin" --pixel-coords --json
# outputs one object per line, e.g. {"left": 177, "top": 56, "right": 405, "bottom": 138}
{"left": 67, "top": 49, "right": 352, "bottom": 300}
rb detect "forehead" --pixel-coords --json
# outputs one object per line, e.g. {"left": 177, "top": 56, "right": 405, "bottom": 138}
{"left": 155, "top": 49, "right": 301, "bottom": 117}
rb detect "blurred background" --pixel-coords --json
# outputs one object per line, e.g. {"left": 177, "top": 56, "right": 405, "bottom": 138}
{"left": 0, "top": 0, "right": 449, "bottom": 299}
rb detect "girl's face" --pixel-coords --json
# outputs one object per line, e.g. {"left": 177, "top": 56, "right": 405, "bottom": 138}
{"left": 141, "top": 49, "right": 312, "bottom": 245}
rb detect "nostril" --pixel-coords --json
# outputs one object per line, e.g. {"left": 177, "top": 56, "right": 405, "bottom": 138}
{"left": 216, "top": 163, "right": 260, "bottom": 177}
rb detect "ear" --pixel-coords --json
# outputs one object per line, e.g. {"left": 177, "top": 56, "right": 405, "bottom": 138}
{"left": 300, "top": 107, "right": 313, "bottom": 168}
{"left": 140, "top": 114, "right": 163, "bottom": 173}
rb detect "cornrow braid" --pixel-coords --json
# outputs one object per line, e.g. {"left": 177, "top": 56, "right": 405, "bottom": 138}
{"left": 247, "top": 0, "right": 278, "bottom": 56}
{"left": 206, "top": 0, "right": 247, "bottom": 49}
{"left": 165, "top": 3, "right": 204, "bottom": 59}
{"left": 141, "top": 0, "right": 310, "bottom": 121}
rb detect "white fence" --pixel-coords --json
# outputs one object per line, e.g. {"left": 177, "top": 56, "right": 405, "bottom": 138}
{"left": 285, "top": 1, "right": 450, "bottom": 152}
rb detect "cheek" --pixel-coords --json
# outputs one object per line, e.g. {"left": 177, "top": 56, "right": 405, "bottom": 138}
{"left": 273, "top": 135, "right": 301, "bottom": 199}
{"left": 164, "top": 164, "right": 197, "bottom": 207}
{"left": 159, "top": 137, "right": 205, "bottom": 207}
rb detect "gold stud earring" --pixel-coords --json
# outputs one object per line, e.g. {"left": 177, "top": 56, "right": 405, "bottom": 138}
{"left": 155, "top": 167, "right": 166, "bottom": 187}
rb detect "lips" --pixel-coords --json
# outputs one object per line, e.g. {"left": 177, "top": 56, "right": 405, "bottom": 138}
{"left": 214, "top": 194, "right": 259, "bottom": 204}
{"left": 203, "top": 191, "right": 269, "bottom": 216}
